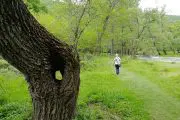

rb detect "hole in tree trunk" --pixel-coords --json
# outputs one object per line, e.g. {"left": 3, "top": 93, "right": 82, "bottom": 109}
{"left": 55, "top": 71, "right": 63, "bottom": 80}
{"left": 49, "top": 51, "right": 66, "bottom": 81}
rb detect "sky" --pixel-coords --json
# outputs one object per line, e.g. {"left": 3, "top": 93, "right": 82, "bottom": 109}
{"left": 139, "top": 0, "right": 180, "bottom": 15}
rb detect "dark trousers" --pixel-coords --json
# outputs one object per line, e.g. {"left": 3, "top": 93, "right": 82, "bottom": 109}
{"left": 115, "top": 64, "right": 120, "bottom": 75}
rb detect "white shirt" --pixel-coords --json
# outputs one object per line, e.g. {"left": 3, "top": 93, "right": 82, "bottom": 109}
{"left": 114, "top": 57, "right": 121, "bottom": 65}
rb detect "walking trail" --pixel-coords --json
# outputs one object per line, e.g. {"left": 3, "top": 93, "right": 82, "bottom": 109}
{"left": 118, "top": 68, "right": 180, "bottom": 120}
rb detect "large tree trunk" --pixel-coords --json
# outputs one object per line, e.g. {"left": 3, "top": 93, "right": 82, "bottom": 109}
{"left": 0, "top": 0, "right": 80, "bottom": 120}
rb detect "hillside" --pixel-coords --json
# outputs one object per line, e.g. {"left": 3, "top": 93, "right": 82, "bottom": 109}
{"left": 167, "top": 15, "right": 180, "bottom": 22}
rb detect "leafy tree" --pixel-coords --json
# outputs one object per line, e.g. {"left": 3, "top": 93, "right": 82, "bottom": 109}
{"left": 26, "top": 0, "right": 179, "bottom": 56}
{"left": 25, "top": 0, "right": 48, "bottom": 13}
{"left": 169, "top": 21, "right": 180, "bottom": 53}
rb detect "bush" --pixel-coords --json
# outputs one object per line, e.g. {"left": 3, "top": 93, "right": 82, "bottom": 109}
{"left": 80, "top": 53, "right": 97, "bottom": 71}
{"left": 0, "top": 102, "right": 31, "bottom": 120}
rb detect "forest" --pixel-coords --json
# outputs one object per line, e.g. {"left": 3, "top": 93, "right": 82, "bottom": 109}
{"left": 0, "top": 0, "right": 180, "bottom": 120}
{"left": 28, "top": 0, "right": 180, "bottom": 56}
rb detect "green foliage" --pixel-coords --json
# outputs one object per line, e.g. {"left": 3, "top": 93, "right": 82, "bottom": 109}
{"left": 24, "top": 0, "right": 180, "bottom": 56}
{"left": 27, "top": 0, "right": 180, "bottom": 56}
{"left": 0, "top": 60, "right": 31, "bottom": 120}
{"left": 80, "top": 53, "right": 96, "bottom": 71}
{"left": 0, "top": 103, "right": 31, "bottom": 120}
{"left": 25, "top": 0, "right": 48, "bottom": 13}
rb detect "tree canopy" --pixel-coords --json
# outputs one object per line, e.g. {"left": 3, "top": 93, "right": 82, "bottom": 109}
{"left": 27, "top": 0, "right": 180, "bottom": 56}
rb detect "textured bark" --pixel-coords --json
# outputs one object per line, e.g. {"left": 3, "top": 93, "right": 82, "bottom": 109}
{"left": 0, "top": 0, "right": 80, "bottom": 120}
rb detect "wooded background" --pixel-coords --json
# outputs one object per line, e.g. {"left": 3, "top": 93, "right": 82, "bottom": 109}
{"left": 26, "top": 0, "right": 180, "bottom": 56}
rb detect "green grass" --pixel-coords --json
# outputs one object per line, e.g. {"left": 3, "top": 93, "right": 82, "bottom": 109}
{"left": 122, "top": 59, "right": 180, "bottom": 120}
{"left": 124, "top": 59, "right": 180, "bottom": 100}
{"left": 76, "top": 57, "right": 149, "bottom": 120}
{"left": 0, "top": 60, "right": 31, "bottom": 120}
{"left": 0, "top": 56, "right": 180, "bottom": 120}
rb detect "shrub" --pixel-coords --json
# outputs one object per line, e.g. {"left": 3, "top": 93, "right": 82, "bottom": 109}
{"left": 0, "top": 102, "right": 31, "bottom": 120}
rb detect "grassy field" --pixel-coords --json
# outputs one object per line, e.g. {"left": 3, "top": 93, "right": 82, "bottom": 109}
{"left": 0, "top": 56, "right": 180, "bottom": 120}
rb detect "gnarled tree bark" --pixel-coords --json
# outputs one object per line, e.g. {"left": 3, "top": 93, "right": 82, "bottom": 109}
{"left": 0, "top": 0, "right": 80, "bottom": 120}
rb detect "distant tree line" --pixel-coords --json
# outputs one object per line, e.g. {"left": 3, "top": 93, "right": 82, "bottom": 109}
{"left": 28, "top": 0, "right": 180, "bottom": 56}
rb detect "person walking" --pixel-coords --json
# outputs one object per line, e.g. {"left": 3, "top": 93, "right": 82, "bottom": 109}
{"left": 114, "top": 54, "right": 121, "bottom": 75}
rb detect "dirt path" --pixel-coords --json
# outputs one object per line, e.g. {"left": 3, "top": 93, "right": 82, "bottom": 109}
{"left": 119, "top": 68, "right": 180, "bottom": 120}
